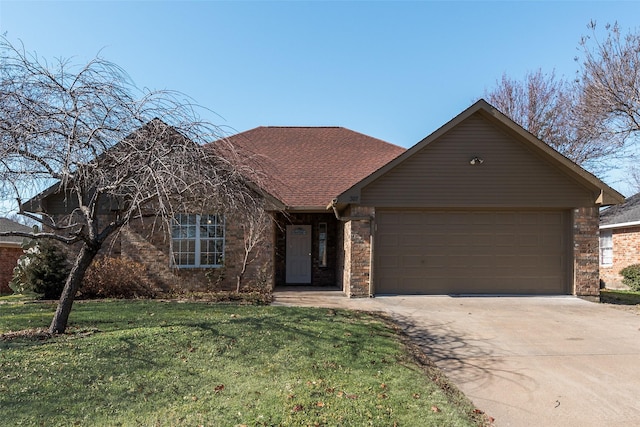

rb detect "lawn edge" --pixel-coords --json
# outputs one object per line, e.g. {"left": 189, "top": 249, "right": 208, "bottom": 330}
{"left": 366, "top": 310, "right": 495, "bottom": 427}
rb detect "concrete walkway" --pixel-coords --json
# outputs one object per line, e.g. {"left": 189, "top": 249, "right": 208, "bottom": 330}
{"left": 272, "top": 290, "right": 640, "bottom": 427}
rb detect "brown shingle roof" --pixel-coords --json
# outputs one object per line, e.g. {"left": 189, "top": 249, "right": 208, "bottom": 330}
{"left": 216, "top": 127, "right": 405, "bottom": 209}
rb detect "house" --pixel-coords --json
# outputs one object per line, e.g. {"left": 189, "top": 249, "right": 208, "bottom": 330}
{"left": 27, "top": 100, "right": 624, "bottom": 297}
{"left": 599, "top": 192, "right": 640, "bottom": 289}
{"left": 0, "top": 217, "right": 32, "bottom": 294}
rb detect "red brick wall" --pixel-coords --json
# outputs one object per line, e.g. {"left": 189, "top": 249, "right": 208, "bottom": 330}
{"left": 573, "top": 207, "right": 600, "bottom": 297}
{"left": 0, "top": 246, "right": 23, "bottom": 294}
{"left": 599, "top": 225, "right": 640, "bottom": 289}
{"left": 120, "top": 212, "right": 274, "bottom": 293}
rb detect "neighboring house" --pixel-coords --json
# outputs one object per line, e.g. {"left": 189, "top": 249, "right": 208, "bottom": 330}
{"left": 26, "top": 100, "right": 624, "bottom": 297}
{"left": 599, "top": 193, "right": 640, "bottom": 289}
{"left": 0, "top": 218, "right": 32, "bottom": 294}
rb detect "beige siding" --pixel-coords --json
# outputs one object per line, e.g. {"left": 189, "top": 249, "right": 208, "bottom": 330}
{"left": 374, "top": 209, "right": 570, "bottom": 295}
{"left": 360, "top": 113, "right": 595, "bottom": 208}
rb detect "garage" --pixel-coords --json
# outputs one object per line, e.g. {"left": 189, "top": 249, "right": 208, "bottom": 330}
{"left": 374, "top": 209, "right": 570, "bottom": 295}
{"left": 334, "top": 100, "right": 624, "bottom": 298}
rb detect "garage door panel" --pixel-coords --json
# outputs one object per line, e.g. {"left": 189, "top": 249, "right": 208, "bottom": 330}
{"left": 375, "top": 210, "right": 568, "bottom": 294}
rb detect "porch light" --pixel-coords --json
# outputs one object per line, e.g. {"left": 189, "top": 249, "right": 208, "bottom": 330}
{"left": 469, "top": 156, "right": 484, "bottom": 165}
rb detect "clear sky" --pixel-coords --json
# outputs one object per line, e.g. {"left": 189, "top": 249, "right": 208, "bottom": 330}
{"left": 1, "top": 0, "right": 639, "bottom": 194}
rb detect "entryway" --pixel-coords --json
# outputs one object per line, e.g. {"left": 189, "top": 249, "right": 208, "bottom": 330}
{"left": 274, "top": 212, "right": 339, "bottom": 287}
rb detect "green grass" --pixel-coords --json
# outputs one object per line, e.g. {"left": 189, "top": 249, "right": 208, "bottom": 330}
{"left": 0, "top": 300, "right": 485, "bottom": 426}
{"left": 600, "top": 289, "right": 640, "bottom": 305}
{"left": 0, "top": 293, "right": 37, "bottom": 303}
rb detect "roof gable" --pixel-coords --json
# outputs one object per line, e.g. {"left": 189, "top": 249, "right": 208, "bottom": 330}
{"left": 218, "top": 127, "right": 405, "bottom": 209}
{"left": 336, "top": 99, "right": 624, "bottom": 208}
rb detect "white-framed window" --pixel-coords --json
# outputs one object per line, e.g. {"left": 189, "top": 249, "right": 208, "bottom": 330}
{"left": 171, "top": 214, "right": 224, "bottom": 268}
{"left": 599, "top": 229, "right": 613, "bottom": 267}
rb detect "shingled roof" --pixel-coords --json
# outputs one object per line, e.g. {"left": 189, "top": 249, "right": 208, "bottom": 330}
{"left": 218, "top": 127, "right": 406, "bottom": 209}
{"left": 0, "top": 217, "right": 33, "bottom": 246}
{"left": 600, "top": 192, "right": 640, "bottom": 227}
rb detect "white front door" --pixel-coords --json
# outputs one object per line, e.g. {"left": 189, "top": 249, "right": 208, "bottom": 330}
{"left": 286, "top": 225, "right": 312, "bottom": 284}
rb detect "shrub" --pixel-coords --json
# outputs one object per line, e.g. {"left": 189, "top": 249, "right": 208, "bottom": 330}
{"left": 9, "top": 240, "right": 39, "bottom": 295}
{"left": 80, "top": 256, "right": 156, "bottom": 299}
{"left": 10, "top": 239, "right": 70, "bottom": 299}
{"left": 619, "top": 264, "right": 640, "bottom": 291}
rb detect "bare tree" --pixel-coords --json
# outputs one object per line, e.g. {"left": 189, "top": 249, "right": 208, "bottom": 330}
{"left": 578, "top": 21, "right": 640, "bottom": 143}
{"left": 484, "top": 69, "right": 621, "bottom": 174}
{"left": 235, "top": 209, "right": 271, "bottom": 293}
{"left": 0, "top": 38, "right": 263, "bottom": 334}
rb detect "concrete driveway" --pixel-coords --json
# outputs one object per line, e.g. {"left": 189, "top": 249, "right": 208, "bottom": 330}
{"left": 273, "top": 291, "right": 640, "bottom": 426}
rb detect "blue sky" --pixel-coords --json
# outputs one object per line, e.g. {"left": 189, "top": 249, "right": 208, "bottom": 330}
{"left": 1, "top": 1, "right": 639, "bottom": 194}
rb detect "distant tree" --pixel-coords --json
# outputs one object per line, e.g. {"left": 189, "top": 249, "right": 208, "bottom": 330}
{"left": 577, "top": 21, "right": 640, "bottom": 190}
{"left": 484, "top": 69, "right": 620, "bottom": 174}
{"left": 0, "top": 38, "right": 264, "bottom": 334}
{"left": 578, "top": 21, "right": 640, "bottom": 144}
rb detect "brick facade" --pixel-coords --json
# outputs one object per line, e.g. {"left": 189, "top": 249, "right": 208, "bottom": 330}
{"left": 599, "top": 225, "right": 640, "bottom": 289}
{"left": 573, "top": 207, "right": 600, "bottom": 297}
{"left": 0, "top": 246, "right": 22, "bottom": 294}
{"left": 340, "top": 206, "right": 373, "bottom": 298}
{"left": 119, "top": 213, "right": 275, "bottom": 293}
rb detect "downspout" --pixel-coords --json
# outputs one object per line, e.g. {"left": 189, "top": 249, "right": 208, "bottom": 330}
{"left": 328, "top": 199, "right": 375, "bottom": 297}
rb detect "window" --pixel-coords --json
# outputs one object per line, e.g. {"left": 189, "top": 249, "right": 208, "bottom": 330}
{"left": 318, "top": 222, "right": 327, "bottom": 267}
{"left": 600, "top": 229, "right": 613, "bottom": 267}
{"left": 171, "top": 214, "right": 224, "bottom": 268}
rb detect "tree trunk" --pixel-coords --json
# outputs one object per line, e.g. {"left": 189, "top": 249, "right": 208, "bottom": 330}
{"left": 48, "top": 243, "right": 98, "bottom": 334}
{"left": 236, "top": 250, "right": 250, "bottom": 293}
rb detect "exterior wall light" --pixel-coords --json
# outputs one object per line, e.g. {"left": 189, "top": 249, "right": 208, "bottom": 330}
{"left": 469, "top": 156, "right": 484, "bottom": 165}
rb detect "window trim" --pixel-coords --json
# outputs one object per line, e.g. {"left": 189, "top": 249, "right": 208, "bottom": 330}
{"left": 599, "top": 229, "right": 613, "bottom": 267}
{"left": 171, "top": 213, "right": 225, "bottom": 269}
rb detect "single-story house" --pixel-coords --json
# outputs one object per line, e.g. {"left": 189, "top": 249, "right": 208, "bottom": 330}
{"left": 28, "top": 100, "right": 624, "bottom": 297}
{"left": 0, "top": 217, "right": 33, "bottom": 294}
{"left": 599, "top": 192, "right": 640, "bottom": 289}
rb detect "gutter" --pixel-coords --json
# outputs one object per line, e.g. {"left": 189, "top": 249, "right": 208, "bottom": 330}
{"left": 600, "top": 220, "right": 640, "bottom": 230}
{"left": 328, "top": 199, "right": 370, "bottom": 221}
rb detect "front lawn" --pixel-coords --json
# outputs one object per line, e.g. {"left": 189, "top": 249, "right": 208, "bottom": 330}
{"left": 0, "top": 300, "right": 486, "bottom": 426}
{"left": 600, "top": 289, "right": 640, "bottom": 305}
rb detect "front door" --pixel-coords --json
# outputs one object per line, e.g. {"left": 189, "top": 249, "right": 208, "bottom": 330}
{"left": 286, "top": 225, "right": 312, "bottom": 284}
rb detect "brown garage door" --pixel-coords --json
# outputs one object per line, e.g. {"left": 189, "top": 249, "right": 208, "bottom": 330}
{"left": 374, "top": 210, "right": 569, "bottom": 294}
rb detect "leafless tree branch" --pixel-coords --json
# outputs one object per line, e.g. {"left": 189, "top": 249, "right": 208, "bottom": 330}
{"left": 0, "top": 37, "right": 266, "bottom": 333}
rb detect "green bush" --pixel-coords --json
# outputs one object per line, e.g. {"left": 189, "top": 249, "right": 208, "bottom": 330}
{"left": 80, "top": 256, "right": 156, "bottom": 299}
{"left": 10, "top": 239, "right": 70, "bottom": 299}
{"left": 619, "top": 264, "right": 640, "bottom": 291}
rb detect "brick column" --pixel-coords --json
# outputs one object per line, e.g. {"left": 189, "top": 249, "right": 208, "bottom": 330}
{"left": 343, "top": 206, "right": 373, "bottom": 298}
{"left": 573, "top": 207, "right": 600, "bottom": 297}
